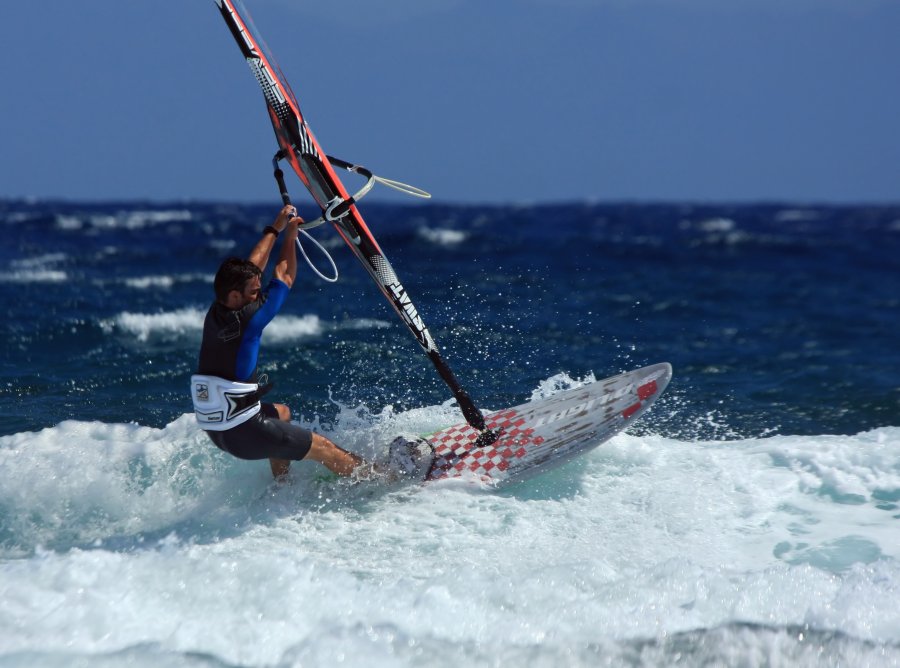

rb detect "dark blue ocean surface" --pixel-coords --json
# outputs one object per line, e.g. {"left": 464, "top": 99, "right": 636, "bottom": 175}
{"left": 2, "top": 199, "right": 898, "bottom": 439}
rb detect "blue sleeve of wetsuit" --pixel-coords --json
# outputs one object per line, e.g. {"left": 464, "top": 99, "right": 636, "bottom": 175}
{"left": 234, "top": 278, "right": 290, "bottom": 381}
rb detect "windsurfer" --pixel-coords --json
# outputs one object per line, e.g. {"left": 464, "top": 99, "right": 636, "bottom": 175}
{"left": 191, "top": 205, "right": 368, "bottom": 480}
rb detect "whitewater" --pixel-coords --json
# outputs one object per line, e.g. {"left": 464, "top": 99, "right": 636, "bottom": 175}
{"left": 2, "top": 406, "right": 900, "bottom": 666}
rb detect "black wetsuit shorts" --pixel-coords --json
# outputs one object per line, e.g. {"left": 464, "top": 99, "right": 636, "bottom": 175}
{"left": 204, "top": 403, "right": 313, "bottom": 461}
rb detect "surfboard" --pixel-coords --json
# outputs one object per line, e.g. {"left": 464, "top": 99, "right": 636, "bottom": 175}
{"left": 418, "top": 363, "right": 672, "bottom": 487}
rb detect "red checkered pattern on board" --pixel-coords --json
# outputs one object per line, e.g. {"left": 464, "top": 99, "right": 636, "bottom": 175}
{"left": 425, "top": 366, "right": 666, "bottom": 483}
{"left": 428, "top": 408, "right": 546, "bottom": 481}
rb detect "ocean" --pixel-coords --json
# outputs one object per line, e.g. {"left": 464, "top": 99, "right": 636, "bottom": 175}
{"left": 1, "top": 198, "right": 899, "bottom": 666}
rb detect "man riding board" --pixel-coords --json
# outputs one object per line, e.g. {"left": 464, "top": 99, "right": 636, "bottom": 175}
{"left": 191, "top": 205, "right": 367, "bottom": 479}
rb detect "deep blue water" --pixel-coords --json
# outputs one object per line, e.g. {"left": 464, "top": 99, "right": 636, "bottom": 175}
{"left": 4, "top": 198, "right": 900, "bottom": 667}
{"left": 1, "top": 199, "right": 898, "bottom": 439}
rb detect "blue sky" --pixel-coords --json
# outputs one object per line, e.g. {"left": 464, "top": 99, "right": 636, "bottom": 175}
{"left": 2, "top": 1, "right": 898, "bottom": 204}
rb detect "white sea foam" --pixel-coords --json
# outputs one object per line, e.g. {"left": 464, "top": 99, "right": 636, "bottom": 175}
{"left": 1, "top": 211, "right": 41, "bottom": 225}
{"left": 338, "top": 317, "right": 392, "bottom": 331}
{"left": 51, "top": 209, "right": 193, "bottom": 232}
{"left": 10, "top": 253, "right": 68, "bottom": 268}
{"left": 1, "top": 253, "right": 69, "bottom": 283}
{"left": 679, "top": 217, "right": 757, "bottom": 247}
{"left": 109, "top": 210, "right": 194, "bottom": 230}
{"left": 262, "top": 314, "right": 323, "bottom": 342}
{"left": 0, "top": 269, "right": 67, "bottom": 283}
{"left": 101, "top": 308, "right": 388, "bottom": 344}
{"left": 103, "top": 307, "right": 207, "bottom": 342}
{"left": 527, "top": 370, "right": 597, "bottom": 401}
{"left": 697, "top": 217, "right": 736, "bottom": 232}
{"left": 264, "top": 314, "right": 392, "bottom": 342}
{"left": 1, "top": 401, "right": 899, "bottom": 666}
{"left": 54, "top": 214, "right": 83, "bottom": 230}
{"left": 417, "top": 226, "right": 468, "bottom": 245}
{"left": 775, "top": 208, "right": 823, "bottom": 222}
{"left": 122, "top": 274, "right": 211, "bottom": 290}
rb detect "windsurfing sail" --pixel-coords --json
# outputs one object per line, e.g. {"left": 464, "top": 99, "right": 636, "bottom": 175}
{"left": 214, "top": 0, "right": 489, "bottom": 435}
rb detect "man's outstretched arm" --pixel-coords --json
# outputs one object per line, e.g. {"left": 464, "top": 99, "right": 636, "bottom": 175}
{"left": 248, "top": 205, "right": 298, "bottom": 271}
{"left": 273, "top": 217, "right": 300, "bottom": 289}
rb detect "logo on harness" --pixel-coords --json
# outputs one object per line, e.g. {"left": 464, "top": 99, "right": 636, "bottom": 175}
{"left": 195, "top": 382, "right": 209, "bottom": 401}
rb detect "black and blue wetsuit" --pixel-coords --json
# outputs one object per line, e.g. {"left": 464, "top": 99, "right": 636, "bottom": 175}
{"left": 196, "top": 277, "right": 313, "bottom": 461}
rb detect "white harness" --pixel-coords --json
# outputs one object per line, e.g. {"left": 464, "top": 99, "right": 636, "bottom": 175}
{"left": 190, "top": 374, "right": 261, "bottom": 431}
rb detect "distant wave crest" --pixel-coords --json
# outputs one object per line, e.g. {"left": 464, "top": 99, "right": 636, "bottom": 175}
{"left": 100, "top": 308, "right": 389, "bottom": 343}
{"left": 54, "top": 209, "right": 193, "bottom": 231}
{"left": 417, "top": 226, "right": 468, "bottom": 246}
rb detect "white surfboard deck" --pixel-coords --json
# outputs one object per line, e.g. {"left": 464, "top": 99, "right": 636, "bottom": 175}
{"left": 421, "top": 363, "right": 672, "bottom": 487}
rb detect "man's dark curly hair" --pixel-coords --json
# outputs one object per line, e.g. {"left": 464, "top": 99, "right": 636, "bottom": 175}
{"left": 213, "top": 257, "right": 262, "bottom": 304}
